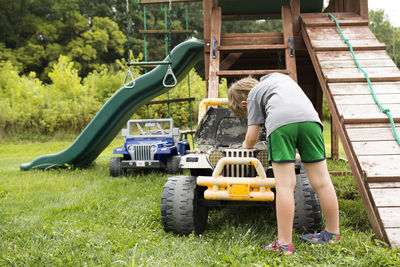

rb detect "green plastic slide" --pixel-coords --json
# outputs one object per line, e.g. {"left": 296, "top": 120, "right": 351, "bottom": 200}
{"left": 20, "top": 39, "right": 204, "bottom": 170}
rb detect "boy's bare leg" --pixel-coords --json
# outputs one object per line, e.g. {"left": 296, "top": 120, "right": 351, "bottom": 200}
{"left": 303, "top": 160, "right": 339, "bottom": 234}
{"left": 271, "top": 162, "right": 297, "bottom": 245}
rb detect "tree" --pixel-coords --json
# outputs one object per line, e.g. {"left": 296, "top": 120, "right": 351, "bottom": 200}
{"left": 369, "top": 9, "right": 400, "bottom": 67}
{"left": 0, "top": 0, "right": 126, "bottom": 80}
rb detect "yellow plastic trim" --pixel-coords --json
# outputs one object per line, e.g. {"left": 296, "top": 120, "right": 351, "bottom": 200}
{"left": 198, "top": 98, "right": 228, "bottom": 124}
{"left": 197, "top": 157, "right": 276, "bottom": 201}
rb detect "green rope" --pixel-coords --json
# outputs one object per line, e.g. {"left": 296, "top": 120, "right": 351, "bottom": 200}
{"left": 185, "top": 3, "right": 193, "bottom": 131}
{"left": 143, "top": 5, "right": 148, "bottom": 73}
{"left": 163, "top": 4, "right": 171, "bottom": 118}
{"left": 125, "top": 0, "right": 131, "bottom": 63}
{"left": 329, "top": 13, "right": 400, "bottom": 147}
{"left": 143, "top": 5, "right": 150, "bottom": 118}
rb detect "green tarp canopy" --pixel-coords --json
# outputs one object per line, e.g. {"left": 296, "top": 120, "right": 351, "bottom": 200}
{"left": 219, "top": 0, "right": 323, "bottom": 16}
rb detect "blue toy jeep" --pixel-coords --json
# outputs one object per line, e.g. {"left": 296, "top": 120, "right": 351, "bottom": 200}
{"left": 110, "top": 118, "right": 190, "bottom": 177}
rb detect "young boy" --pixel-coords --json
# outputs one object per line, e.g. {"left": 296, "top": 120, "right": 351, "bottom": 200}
{"left": 228, "top": 73, "right": 340, "bottom": 256}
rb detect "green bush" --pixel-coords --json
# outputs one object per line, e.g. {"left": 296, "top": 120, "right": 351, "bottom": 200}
{"left": 0, "top": 55, "right": 209, "bottom": 136}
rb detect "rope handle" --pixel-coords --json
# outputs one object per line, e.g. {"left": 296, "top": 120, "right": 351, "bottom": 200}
{"left": 123, "top": 67, "right": 135, "bottom": 88}
{"left": 162, "top": 64, "right": 177, "bottom": 88}
{"left": 329, "top": 13, "right": 400, "bottom": 147}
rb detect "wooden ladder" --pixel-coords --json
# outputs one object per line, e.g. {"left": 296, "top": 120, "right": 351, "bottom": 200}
{"left": 207, "top": 5, "right": 298, "bottom": 98}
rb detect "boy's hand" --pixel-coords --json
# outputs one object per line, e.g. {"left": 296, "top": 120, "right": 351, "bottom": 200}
{"left": 242, "top": 140, "right": 254, "bottom": 149}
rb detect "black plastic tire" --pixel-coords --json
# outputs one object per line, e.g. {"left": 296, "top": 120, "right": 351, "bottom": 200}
{"left": 110, "top": 157, "right": 124, "bottom": 177}
{"left": 161, "top": 176, "right": 208, "bottom": 235}
{"left": 166, "top": 155, "right": 182, "bottom": 174}
{"left": 293, "top": 164, "right": 323, "bottom": 233}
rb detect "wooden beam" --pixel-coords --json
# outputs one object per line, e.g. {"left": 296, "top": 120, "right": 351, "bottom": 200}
{"left": 282, "top": 5, "right": 297, "bottom": 82}
{"left": 359, "top": 0, "right": 368, "bottom": 20}
{"left": 208, "top": 6, "right": 221, "bottom": 98}
{"left": 217, "top": 69, "right": 289, "bottom": 77}
{"left": 290, "top": 0, "right": 300, "bottom": 34}
{"left": 315, "top": 80, "right": 323, "bottom": 122}
{"left": 218, "top": 44, "right": 286, "bottom": 52}
{"left": 221, "top": 13, "right": 281, "bottom": 20}
{"left": 331, "top": 117, "right": 340, "bottom": 159}
{"left": 203, "top": 0, "right": 212, "bottom": 97}
{"left": 220, "top": 53, "right": 242, "bottom": 70}
{"left": 139, "top": 0, "right": 200, "bottom": 4}
{"left": 221, "top": 33, "right": 283, "bottom": 46}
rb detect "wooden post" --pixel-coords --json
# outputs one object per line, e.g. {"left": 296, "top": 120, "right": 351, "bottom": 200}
{"left": 208, "top": 6, "right": 221, "bottom": 98}
{"left": 344, "top": 0, "right": 356, "bottom": 12}
{"left": 359, "top": 0, "right": 368, "bottom": 20}
{"left": 282, "top": 6, "right": 297, "bottom": 82}
{"left": 290, "top": 0, "right": 300, "bottom": 34}
{"left": 203, "top": 0, "right": 212, "bottom": 97}
{"left": 331, "top": 116, "right": 339, "bottom": 159}
{"left": 315, "top": 80, "right": 323, "bottom": 119}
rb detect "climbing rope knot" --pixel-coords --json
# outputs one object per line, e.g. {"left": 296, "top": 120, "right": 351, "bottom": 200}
{"left": 343, "top": 38, "right": 349, "bottom": 44}
{"left": 383, "top": 108, "right": 391, "bottom": 114}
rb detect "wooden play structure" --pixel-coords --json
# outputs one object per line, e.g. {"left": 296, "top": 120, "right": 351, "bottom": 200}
{"left": 144, "top": 0, "right": 400, "bottom": 247}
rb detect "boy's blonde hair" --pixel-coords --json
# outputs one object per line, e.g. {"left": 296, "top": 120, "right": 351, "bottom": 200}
{"left": 227, "top": 77, "right": 259, "bottom": 118}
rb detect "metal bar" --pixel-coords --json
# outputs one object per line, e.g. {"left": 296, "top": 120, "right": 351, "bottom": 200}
{"left": 139, "top": 29, "right": 193, "bottom": 34}
{"left": 127, "top": 61, "right": 171, "bottom": 66}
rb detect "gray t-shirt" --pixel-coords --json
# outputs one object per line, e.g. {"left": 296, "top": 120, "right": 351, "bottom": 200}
{"left": 247, "top": 73, "right": 322, "bottom": 138}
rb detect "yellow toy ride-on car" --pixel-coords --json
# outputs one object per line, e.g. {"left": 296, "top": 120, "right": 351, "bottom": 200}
{"left": 160, "top": 99, "right": 322, "bottom": 235}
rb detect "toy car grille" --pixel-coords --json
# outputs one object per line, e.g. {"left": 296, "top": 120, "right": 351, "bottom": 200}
{"left": 130, "top": 144, "right": 153, "bottom": 161}
{"left": 223, "top": 149, "right": 256, "bottom": 177}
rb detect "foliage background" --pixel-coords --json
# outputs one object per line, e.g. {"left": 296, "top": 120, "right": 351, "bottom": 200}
{"left": 0, "top": 1, "right": 398, "bottom": 136}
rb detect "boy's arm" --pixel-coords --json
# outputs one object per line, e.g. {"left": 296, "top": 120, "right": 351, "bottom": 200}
{"left": 243, "top": 124, "right": 260, "bottom": 149}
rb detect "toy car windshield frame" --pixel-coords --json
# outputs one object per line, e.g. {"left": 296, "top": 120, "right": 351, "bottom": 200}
{"left": 121, "top": 118, "right": 179, "bottom": 139}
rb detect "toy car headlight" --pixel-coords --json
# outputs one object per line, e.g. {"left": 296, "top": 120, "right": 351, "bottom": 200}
{"left": 208, "top": 150, "right": 223, "bottom": 167}
{"left": 127, "top": 145, "right": 135, "bottom": 152}
{"left": 150, "top": 145, "right": 158, "bottom": 153}
{"left": 255, "top": 150, "right": 269, "bottom": 167}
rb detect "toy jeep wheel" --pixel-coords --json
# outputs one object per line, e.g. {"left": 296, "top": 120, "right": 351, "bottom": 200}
{"left": 166, "top": 155, "right": 182, "bottom": 174}
{"left": 293, "top": 165, "right": 322, "bottom": 233}
{"left": 161, "top": 176, "right": 208, "bottom": 234}
{"left": 110, "top": 157, "right": 124, "bottom": 177}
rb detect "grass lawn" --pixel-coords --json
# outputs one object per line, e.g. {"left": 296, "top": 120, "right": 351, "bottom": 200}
{"left": 1, "top": 130, "right": 399, "bottom": 266}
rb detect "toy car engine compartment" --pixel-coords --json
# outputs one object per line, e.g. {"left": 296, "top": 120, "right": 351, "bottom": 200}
{"left": 194, "top": 107, "right": 266, "bottom": 150}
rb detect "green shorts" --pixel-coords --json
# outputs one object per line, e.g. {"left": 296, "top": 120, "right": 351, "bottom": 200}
{"left": 268, "top": 122, "right": 325, "bottom": 163}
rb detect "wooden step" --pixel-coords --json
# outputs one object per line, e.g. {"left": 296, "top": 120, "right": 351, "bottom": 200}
{"left": 316, "top": 50, "right": 390, "bottom": 62}
{"left": 345, "top": 123, "right": 400, "bottom": 142}
{"left": 218, "top": 44, "right": 286, "bottom": 52}
{"left": 352, "top": 140, "right": 400, "bottom": 156}
{"left": 324, "top": 67, "right": 400, "bottom": 83}
{"left": 305, "top": 25, "right": 387, "bottom": 51}
{"left": 302, "top": 14, "right": 368, "bottom": 27}
{"left": 303, "top": 18, "right": 368, "bottom": 27}
{"left": 216, "top": 69, "right": 289, "bottom": 76}
{"left": 329, "top": 82, "right": 400, "bottom": 95}
{"left": 314, "top": 43, "right": 386, "bottom": 52}
{"left": 221, "top": 32, "right": 283, "bottom": 46}
{"left": 337, "top": 103, "right": 400, "bottom": 124}
{"left": 334, "top": 94, "right": 400, "bottom": 105}
{"left": 358, "top": 155, "right": 400, "bottom": 181}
